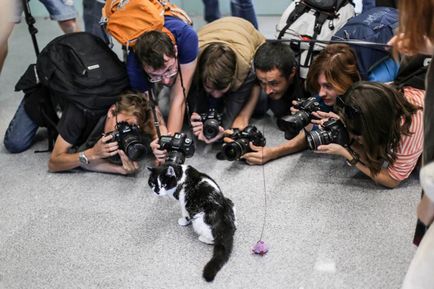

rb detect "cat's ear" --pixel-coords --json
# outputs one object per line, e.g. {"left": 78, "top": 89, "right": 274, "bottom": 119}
{"left": 147, "top": 166, "right": 154, "bottom": 172}
{"left": 166, "top": 165, "right": 176, "bottom": 177}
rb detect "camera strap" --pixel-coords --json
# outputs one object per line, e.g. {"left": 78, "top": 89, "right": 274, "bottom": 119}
{"left": 149, "top": 88, "right": 162, "bottom": 140}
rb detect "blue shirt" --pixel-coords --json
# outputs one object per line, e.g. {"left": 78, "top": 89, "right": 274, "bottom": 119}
{"left": 127, "top": 16, "right": 199, "bottom": 92}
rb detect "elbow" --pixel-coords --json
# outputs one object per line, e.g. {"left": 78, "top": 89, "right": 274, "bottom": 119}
{"left": 47, "top": 158, "right": 59, "bottom": 173}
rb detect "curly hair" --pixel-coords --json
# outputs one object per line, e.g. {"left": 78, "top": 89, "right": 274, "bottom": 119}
{"left": 113, "top": 92, "right": 156, "bottom": 139}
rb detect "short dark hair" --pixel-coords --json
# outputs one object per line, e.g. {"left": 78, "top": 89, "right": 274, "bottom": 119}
{"left": 134, "top": 31, "right": 176, "bottom": 69}
{"left": 253, "top": 41, "right": 297, "bottom": 77}
{"left": 198, "top": 43, "right": 236, "bottom": 90}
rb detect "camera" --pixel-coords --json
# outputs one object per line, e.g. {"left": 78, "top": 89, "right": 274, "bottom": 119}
{"left": 221, "top": 125, "right": 266, "bottom": 161}
{"left": 200, "top": 109, "right": 223, "bottom": 139}
{"left": 109, "top": 121, "right": 148, "bottom": 161}
{"left": 306, "top": 119, "right": 350, "bottom": 150}
{"left": 276, "top": 97, "right": 321, "bottom": 140}
{"left": 159, "top": 133, "right": 195, "bottom": 165}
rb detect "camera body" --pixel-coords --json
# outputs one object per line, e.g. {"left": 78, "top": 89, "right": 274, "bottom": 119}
{"left": 200, "top": 109, "right": 223, "bottom": 139}
{"left": 109, "top": 121, "right": 147, "bottom": 161}
{"left": 306, "top": 119, "right": 350, "bottom": 150}
{"left": 159, "top": 133, "right": 195, "bottom": 165}
{"left": 221, "top": 125, "right": 266, "bottom": 161}
{"left": 276, "top": 97, "right": 321, "bottom": 140}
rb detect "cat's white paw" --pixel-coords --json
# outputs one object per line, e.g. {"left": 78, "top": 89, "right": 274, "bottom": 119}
{"left": 178, "top": 217, "right": 191, "bottom": 226}
{"left": 198, "top": 235, "right": 214, "bottom": 245}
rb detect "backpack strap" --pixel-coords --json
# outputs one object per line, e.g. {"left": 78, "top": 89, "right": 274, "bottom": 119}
{"left": 277, "top": 1, "right": 310, "bottom": 40}
{"left": 303, "top": 11, "right": 330, "bottom": 67}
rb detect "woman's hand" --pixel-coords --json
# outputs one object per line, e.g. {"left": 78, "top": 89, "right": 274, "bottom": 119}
{"left": 315, "top": 143, "right": 352, "bottom": 160}
{"left": 311, "top": 111, "right": 340, "bottom": 125}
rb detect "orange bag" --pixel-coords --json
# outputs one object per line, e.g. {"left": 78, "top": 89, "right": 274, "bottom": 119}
{"left": 102, "top": 0, "right": 192, "bottom": 47}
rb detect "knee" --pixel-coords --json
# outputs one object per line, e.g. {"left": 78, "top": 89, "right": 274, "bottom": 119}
{"left": 58, "top": 19, "right": 78, "bottom": 33}
{"left": 3, "top": 134, "right": 31, "bottom": 153}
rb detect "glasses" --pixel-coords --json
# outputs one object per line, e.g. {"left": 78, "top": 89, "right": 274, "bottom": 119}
{"left": 147, "top": 62, "right": 178, "bottom": 83}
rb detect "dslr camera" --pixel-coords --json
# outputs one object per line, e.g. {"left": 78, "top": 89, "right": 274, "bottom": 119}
{"left": 109, "top": 121, "right": 148, "bottom": 161}
{"left": 159, "top": 133, "right": 195, "bottom": 165}
{"left": 306, "top": 119, "right": 349, "bottom": 150}
{"left": 221, "top": 125, "right": 266, "bottom": 161}
{"left": 276, "top": 96, "right": 321, "bottom": 140}
{"left": 200, "top": 109, "right": 223, "bottom": 139}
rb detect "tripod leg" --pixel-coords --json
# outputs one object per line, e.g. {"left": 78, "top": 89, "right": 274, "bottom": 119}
{"left": 21, "top": 0, "right": 39, "bottom": 56}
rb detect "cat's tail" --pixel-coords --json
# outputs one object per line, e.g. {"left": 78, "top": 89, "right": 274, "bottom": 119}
{"left": 202, "top": 203, "right": 236, "bottom": 282}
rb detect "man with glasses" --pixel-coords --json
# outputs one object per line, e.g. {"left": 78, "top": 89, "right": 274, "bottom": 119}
{"left": 125, "top": 20, "right": 198, "bottom": 165}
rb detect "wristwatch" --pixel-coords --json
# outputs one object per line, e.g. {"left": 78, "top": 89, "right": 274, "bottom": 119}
{"left": 346, "top": 148, "right": 359, "bottom": 167}
{"left": 79, "top": 151, "right": 89, "bottom": 165}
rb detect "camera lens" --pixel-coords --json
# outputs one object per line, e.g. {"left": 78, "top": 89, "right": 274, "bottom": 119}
{"left": 203, "top": 119, "right": 220, "bottom": 139}
{"left": 306, "top": 130, "right": 332, "bottom": 150}
{"left": 222, "top": 139, "right": 248, "bottom": 161}
{"left": 120, "top": 133, "right": 147, "bottom": 161}
{"left": 166, "top": 150, "right": 186, "bottom": 165}
{"left": 277, "top": 111, "right": 311, "bottom": 140}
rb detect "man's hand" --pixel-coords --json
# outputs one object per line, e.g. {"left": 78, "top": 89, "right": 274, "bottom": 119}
{"left": 117, "top": 150, "right": 139, "bottom": 175}
{"left": 150, "top": 137, "right": 167, "bottom": 166}
{"left": 241, "top": 143, "right": 274, "bottom": 165}
{"left": 289, "top": 100, "right": 300, "bottom": 114}
{"left": 190, "top": 112, "right": 224, "bottom": 144}
{"left": 90, "top": 134, "right": 119, "bottom": 159}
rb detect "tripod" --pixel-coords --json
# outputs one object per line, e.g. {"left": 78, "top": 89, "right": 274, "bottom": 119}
{"left": 22, "top": 0, "right": 40, "bottom": 56}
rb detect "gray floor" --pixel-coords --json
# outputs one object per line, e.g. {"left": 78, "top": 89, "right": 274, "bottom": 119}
{"left": 0, "top": 17, "right": 420, "bottom": 289}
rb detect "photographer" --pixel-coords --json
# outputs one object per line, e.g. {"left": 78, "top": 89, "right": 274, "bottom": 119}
{"left": 188, "top": 17, "right": 265, "bottom": 144}
{"left": 48, "top": 93, "right": 155, "bottom": 175}
{"left": 316, "top": 82, "right": 424, "bottom": 188}
{"left": 127, "top": 18, "right": 198, "bottom": 135}
{"left": 230, "top": 43, "right": 358, "bottom": 165}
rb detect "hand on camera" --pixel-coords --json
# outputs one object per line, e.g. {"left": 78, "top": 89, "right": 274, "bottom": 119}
{"left": 190, "top": 112, "right": 224, "bottom": 144}
{"left": 117, "top": 150, "right": 139, "bottom": 175}
{"left": 290, "top": 100, "right": 300, "bottom": 114}
{"left": 91, "top": 134, "right": 119, "bottom": 159}
{"left": 314, "top": 143, "right": 347, "bottom": 157}
{"left": 241, "top": 143, "right": 273, "bottom": 165}
{"left": 151, "top": 137, "right": 167, "bottom": 166}
{"left": 311, "top": 111, "right": 340, "bottom": 126}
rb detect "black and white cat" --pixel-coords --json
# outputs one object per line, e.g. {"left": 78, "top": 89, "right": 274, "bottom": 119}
{"left": 147, "top": 164, "right": 236, "bottom": 282}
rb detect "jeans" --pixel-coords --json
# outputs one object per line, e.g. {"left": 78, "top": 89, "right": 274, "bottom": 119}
{"left": 202, "top": 0, "right": 258, "bottom": 29}
{"left": 3, "top": 99, "right": 39, "bottom": 153}
{"left": 83, "top": 0, "right": 105, "bottom": 39}
{"left": 12, "top": 0, "right": 77, "bottom": 23}
{"left": 202, "top": 0, "right": 221, "bottom": 23}
{"left": 230, "top": 0, "right": 258, "bottom": 29}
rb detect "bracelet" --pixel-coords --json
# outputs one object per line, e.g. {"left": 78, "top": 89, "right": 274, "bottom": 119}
{"left": 346, "top": 147, "right": 359, "bottom": 167}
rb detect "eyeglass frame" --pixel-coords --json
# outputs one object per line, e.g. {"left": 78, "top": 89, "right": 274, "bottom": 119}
{"left": 146, "top": 57, "right": 179, "bottom": 83}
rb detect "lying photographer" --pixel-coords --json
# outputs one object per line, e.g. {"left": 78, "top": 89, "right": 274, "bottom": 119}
{"left": 228, "top": 43, "right": 359, "bottom": 165}
{"left": 315, "top": 82, "right": 424, "bottom": 188}
{"left": 48, "top": 93, "right": 155, "bottom": 175}
{"left": 188, "top": 17, "right": 265, "bottom": 144}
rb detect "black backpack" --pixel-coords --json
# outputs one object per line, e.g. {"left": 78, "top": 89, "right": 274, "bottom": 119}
{"left": 15, "top": 32, "right": 130, "bottom": 151}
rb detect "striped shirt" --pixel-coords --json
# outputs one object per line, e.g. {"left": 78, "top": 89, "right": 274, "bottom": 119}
{"left": 388, "top": 86, "right": 425, "bottom": 181}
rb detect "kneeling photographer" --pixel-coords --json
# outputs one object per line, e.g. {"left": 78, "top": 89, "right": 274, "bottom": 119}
{"left": 49, "top": 93, "right": 155, "bottom": 175}
{"left": 188, "top": 17, "right": 265, "bottom": 144}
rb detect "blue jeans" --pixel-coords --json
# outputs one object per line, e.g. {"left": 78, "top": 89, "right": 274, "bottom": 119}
{"left": 202, "top": 0, "right": 221, "bottom": 23}
{"left": 202, "top": 0, "right": 258, "bottom": 29}
{"left": 12, "top": 0, "right": 78, "bottom": 23}
{"left": 230, "top": 0, "right": 258, "bottom": 29}
{"left": 83, "top": 0, "right": 105, "bottom": 39}
{"left": 3, "top": 99, "right": 39, "bottom": 153}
